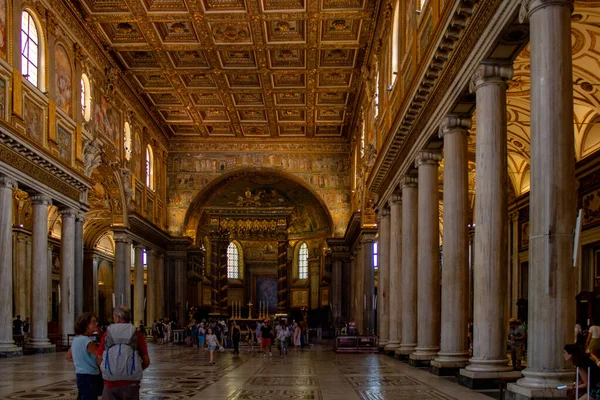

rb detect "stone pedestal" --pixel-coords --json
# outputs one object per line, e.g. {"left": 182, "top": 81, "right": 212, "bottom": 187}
{"left": 377, "top": 209, "right": 390, "bottom": 349}
{"left": 431, "top": 116, "right": 472, "bottom": 376}
{"left": 133, "top": 245, "right": 144, "bottom": 325}
{"left": 27, "top": 194, "right": 55, "bottom": 353}
{"left": 397, "top": 176, "right": 418, "bottom": 358}
{"left": 385, "top": 197, "right": 401, "bottom": 353}
{"left": 459, "top": 62, "right": 514, "bottom": 387}
{"left": 410, "top": 152, "right": 441, "bottom": 366}
{"left": 59, "top": 208, "right": 76, "bottom": 338}
{"left": 506, "top": 1, "right": 576, "bottom": 398}
{"left": 0, "top": 176, "right": 21, "bottom": 357}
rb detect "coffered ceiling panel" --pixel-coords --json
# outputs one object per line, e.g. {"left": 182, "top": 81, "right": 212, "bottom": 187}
{"left": 80, "top": 0, "right": 377, "bottom": 138}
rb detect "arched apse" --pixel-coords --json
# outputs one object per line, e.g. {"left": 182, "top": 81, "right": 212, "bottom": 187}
{"left": 181, "top": 168, "right": 335, "bottom": 244}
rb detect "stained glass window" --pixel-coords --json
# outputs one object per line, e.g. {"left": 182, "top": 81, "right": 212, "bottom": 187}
{"left": 227, "top": 242, "right": 239, "bottom": 279}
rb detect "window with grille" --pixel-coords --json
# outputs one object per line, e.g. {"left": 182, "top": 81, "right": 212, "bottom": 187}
{"left": 146, "top": 145, "right": 153, "bottom": 189}
{"left": 298, "top": 242, "right": 308, "bottom": 279}
{"left": 81, "top": 74, "right": 91, "bottom": 121}
{"left": 21, "top": 11, "right": 39, "bottom": 87}
{"left": 227, "top": 242, "right": 239, "bottom": 279}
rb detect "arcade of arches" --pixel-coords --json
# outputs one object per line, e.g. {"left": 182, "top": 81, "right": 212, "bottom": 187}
{"left": 0, "top": 0, "right": 599, "bottom": 399}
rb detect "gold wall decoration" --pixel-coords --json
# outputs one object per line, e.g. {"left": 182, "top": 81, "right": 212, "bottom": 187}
{"left": 291, "top": 288, "right": 309, "bottom": 308}
{"left": 320, "top": 287, "right": 329, "bottom": 307}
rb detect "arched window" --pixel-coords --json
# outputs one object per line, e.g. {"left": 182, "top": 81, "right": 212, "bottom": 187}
{"left": 298, "top": 242, "right": 309, "bottom": 280}
{"left": 81, "top": 73, "right": 91, "bottom": 121}
{"left": 374, "top": 68, "right": 380, "bottom": 118}
{"left": 391, "top": 1, "right": 400, "bottom": 86}
{"left": 373, "top": 242, "right": 378, "bottom": 270}
{"left": 227, "top": 242, "right": 239, "bottom": 279}
{"left": 124, "top": 122, "right": 132, "bottom": 160}
{"left": 21, "top": 11, "right": 40, "bottom": 87}
{"left": 146, "top": 144, "right": 154, "bottom": 190}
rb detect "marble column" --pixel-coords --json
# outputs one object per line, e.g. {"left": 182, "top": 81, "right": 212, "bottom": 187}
{"left": 83, "top": 252, "right": 97, "bottom": 315}
{"left": 29, "top": 194, "right": 54, "bottom": 352}
{"left": 386, "top": 196, "right": 402, "bottom": 352}
{"left": 461, "top": 62, "right": 516, "bottom": 384}
{"left": 59, "top": 208, "right": 76, "bottom": 337}
{"left": 133, "top": 245, "right": 144, "bottom": 325}
{"left": 74, "top": 213, "right": 85, "bottom": 319}
{"left": 332, "top": 258, "right": 343, "bottom": 325}
{"left": 156, "top": 253, "right": 165, "bottom": 321}
{"left": 398, "top": 176, "right": 418, "bottom": 356}
{"left": 410, "top": 151, "right": 441, "bottom": 366}
{"left": 310, "top": 259, "right": 320, "bottom": 310}
{"left": 0, "top": 176, "right": 21, "bottom": 356}
{"left": 510, "top": 212, "right": 519, "bottom": 319}
{"left": 13, "top": 232, "right": 30, "bottom": 319}
{"left": 363, "top": 237, "right": 375, "bottom": 335}
{"left": 146, "top": 250, "right": 156, "bottom": 325}
{"left": 354, "top": 244, "right": 365, "bottom": 334}
{"left": 508, "top": 1, "right": 577, "bottom": 397}
{"left": 377, "top": 209, "right": 391, "bottom": 349}
{"left": 277, "top": 240, "right": 289, "bottom": 314}
{"left": 350, "top": 250, "right": 357, "bottom": 323}
{"left": 432, "top": 116, "right": 471, "bottom": 373}
{"left": 113, "top": 234, "right": 131, "bottom": 309}
{"left": 174, "top": 256, "right": 186, "bottom": 326}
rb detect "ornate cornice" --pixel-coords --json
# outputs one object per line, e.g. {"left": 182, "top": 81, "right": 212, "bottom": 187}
{"left": 368, "top": 0, "right": 501, "bottom": 194}
{"left": 0, "top": 125, "right": 91, "bottom": 202}
{"left": 169, "top": 140, "right": 351, "bottom": 153}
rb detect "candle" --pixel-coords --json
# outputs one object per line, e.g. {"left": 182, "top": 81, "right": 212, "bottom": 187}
{"left": 112, "top": 293, "right": 115, "bottom": 309}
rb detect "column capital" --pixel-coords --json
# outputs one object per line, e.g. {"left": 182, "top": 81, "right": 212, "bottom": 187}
{"left": 401, "top": 175, "right": 418, "bottom": 189}
{"left": 133, "top": 243, "right": 145, "bottom": 250}
{"left": 0, "top": 175, "right": 17, "bottom": 190}
{"left": 30, "top": 194, "right": 52, "bottom": 206}
{"left": 146, "top": 248, "right": 156, "bottom": 256}
{"left": 381, "top": 207, "right": 391, "bottom": 218}
{"left": 157, "top": 252, "right": 165, "bottom": 260}
{"left": 510, "top": 211, "right": 519, "bottom": 222}
{"left": 59, "top": 208, "right": 78, "bottom": 218}
{"left": 113, "top": 233, "right": 132, "bottom": 244}
{"left": 360, "top": 236, "right": 374, "bottom": 245}
{"left": 519, "top": 0, "right": 573, "bottom": 23}
{"left": 439, "top": 115, "right": 472, "bottom": 138}
{"left": 470, "top": 63, "right": 514, "bottom": 93}
{"left": 76, "top": 212, "right": 87, "bottom": 222}
{"left": 389, "top": 194, "right": 402, "bottom": 207}
{"left": 415, "top": 151, "right": 441, "bottom": 168}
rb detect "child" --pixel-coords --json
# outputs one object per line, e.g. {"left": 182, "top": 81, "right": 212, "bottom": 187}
{"left": 206, "top": 328, "right": 218, "bottom": 365}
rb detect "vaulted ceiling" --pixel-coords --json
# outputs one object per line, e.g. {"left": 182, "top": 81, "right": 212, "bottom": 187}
{"left": 78, "top": 0, "right": 378, "bottom": 140}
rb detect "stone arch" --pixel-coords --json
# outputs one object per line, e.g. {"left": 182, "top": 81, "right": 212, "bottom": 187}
{"left": 182, "top": 167, "right": 335, "bottom": 243}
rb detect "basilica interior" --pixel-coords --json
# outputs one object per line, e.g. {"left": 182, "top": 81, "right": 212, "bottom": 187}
{"left": 0, "top": 0, "right": 598, "bottom": 399}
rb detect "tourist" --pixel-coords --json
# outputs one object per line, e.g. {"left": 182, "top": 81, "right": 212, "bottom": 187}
{"left": 138, "top": 320, "right": 145, "bottom": 335}
{"left": 245, "top": 323, "right": 254, "bottom": 352}
{"left": 276, "top": 322, "right": 289, "bottom": 358}
{"left": 66, "top": 313, "right": 103, "bottom": 400}
{"left": 152, "top": 320, "right": 157, "bottom": 341}
{"left": 12, "top": 315, "right": 22, "bottom": 335}
{"left": 22, "top": 317, "right": 30, "bottom": 339}
{"left": 190, "top": 319, "right": 198, "bottom": 347}
{"left": 157, "top": 319, "right": 165, "bottom": 345}
{"left": 206, "top": 328, "right": 218, "bottom": 365}
{"left": 293, "top": 321, "right": 301, "bottom": 348}
{"left": 564, "top": 343, "right": 600, "bottom": 399}
{"left": 508, "top": 318, "right": 524, "bottom": 370}
{"left": 198, "top": 322, "right": 206, "bottom": 348}
{"left": 260, "top": 319, "right": 273, "bottom": 357}
{"left": 576, "top": 323, "right": 585, "bottom": 347}
{"left": 231, "top": 321, "right": 241, "bottom": 355}
{"left": 98, "top": 306, "right": 150, "bottom": 400}
{"left": 256, "top": 321, "right": 263, "bottom": 352}
{"left": 589, "top": 320, "right": 600, "bottom": 354}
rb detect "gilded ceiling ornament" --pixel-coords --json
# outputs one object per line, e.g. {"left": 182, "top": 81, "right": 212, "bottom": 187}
{"left": 116, "top": 22, "right": 134, "bottom": 34}
{"left": 277, "top": 22, "right": 291, "bottom": 31}
{"left": 212, "top": 23, "right": 250, "bottom": 43}
{"left": 331, "top": 20, "right": 348, "bottom": 31}
{"left": 169, "top": 22, "right": 187, "bottom": 33}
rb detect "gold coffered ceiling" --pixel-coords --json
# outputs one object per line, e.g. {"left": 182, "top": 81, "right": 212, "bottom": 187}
{"left": 79, "top": 0, "right": 378, "bottom": 139}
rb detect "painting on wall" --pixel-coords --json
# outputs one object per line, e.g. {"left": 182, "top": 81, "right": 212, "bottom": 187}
{"left": 256, "top": 276, "right": 277, "bottom": 313}
{"left": 291, "top": 289, "right": 309, "bottom": 309}
{"left": 24, "top": 97, "right": 44, "bottom": 144}
{"left": 54, "top": 45, "right": 72, "bottom": 116}
{"left": 93, "top": 93, "right": 120, "bottom": 149}
{"left": 0, "top": 0, "right": 7, "bottom": 60}
{"left": 203, "top": 287, "right": 211, "bottom": 306}
{"left": 320, "top": 287, "right": 329, "bottom": 307}
{"left": 57, "top": 125, "right": 71, "bottom": 163}
{"left": 0, "top": 77, "right": 6, "bottom": 117}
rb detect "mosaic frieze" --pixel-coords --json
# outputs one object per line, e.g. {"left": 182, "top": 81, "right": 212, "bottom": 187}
{"left": 54, "top": 45, "right": 73, "bottom": 117}
{"left": 57, "top": 125, "right": 72, "bottom": 163}
{"left": 23, "top": 97, "right": 44, "bottom": 145}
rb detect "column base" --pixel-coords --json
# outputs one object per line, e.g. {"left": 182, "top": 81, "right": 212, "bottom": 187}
{"left": 409, "top": 349, "right": 438, "bottom": 368}
{"left": 504, "top": 369, "right": 574, "bottom": 400}
{"left": 0, "top": 344, "right": 23, "bottom": 358}
{"left": 430, "top": 359, "right": 469, "bottom": 376}
{"left": 458, "top": 368, "right": 522, "bottom": 390}
{"left": 384, "top": 342, "right": 400, "bottom": 355}
{"left": 505, "top": 384, "right": 568, "bottom": 400}
{"left": 378, "top": 340, "right": 389, "bottom": 350}
{"left": 26, "top": 341, "right": 56, "bottom": 354}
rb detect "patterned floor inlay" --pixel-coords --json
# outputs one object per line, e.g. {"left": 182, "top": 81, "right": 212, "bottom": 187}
{"left": 229, "top": 388, "right": 323, "bottom": 399}
{"left": 346, "top": 375, "right": 423, "bottom": 387}
{"left": 357, "top": 388, "right": 459, "bottom": 400}
{"left": 0, "top": 343, "right": 492, "bottom": 400}
{"left": 246, "top": 376, "right": 319, "bottom": 386}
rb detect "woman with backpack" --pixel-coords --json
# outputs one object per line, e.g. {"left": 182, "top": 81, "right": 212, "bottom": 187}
{"left": 66, "top": 313, "right": 103, "bottom": 400}
{"left": 206, "top": 328, "right": 218, "bottom": 365}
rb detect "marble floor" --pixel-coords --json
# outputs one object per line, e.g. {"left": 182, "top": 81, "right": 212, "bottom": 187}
{"left": 0, "top": 343, "right": 498, "bottom": 399}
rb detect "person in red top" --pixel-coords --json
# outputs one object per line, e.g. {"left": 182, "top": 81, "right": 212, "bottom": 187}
{"left": 97, "top": 306, "right": 150, "bottom": 400}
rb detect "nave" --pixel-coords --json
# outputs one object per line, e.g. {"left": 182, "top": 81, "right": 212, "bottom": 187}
{"left": 0, "top": 343, "right": 493, "bottom": 400}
